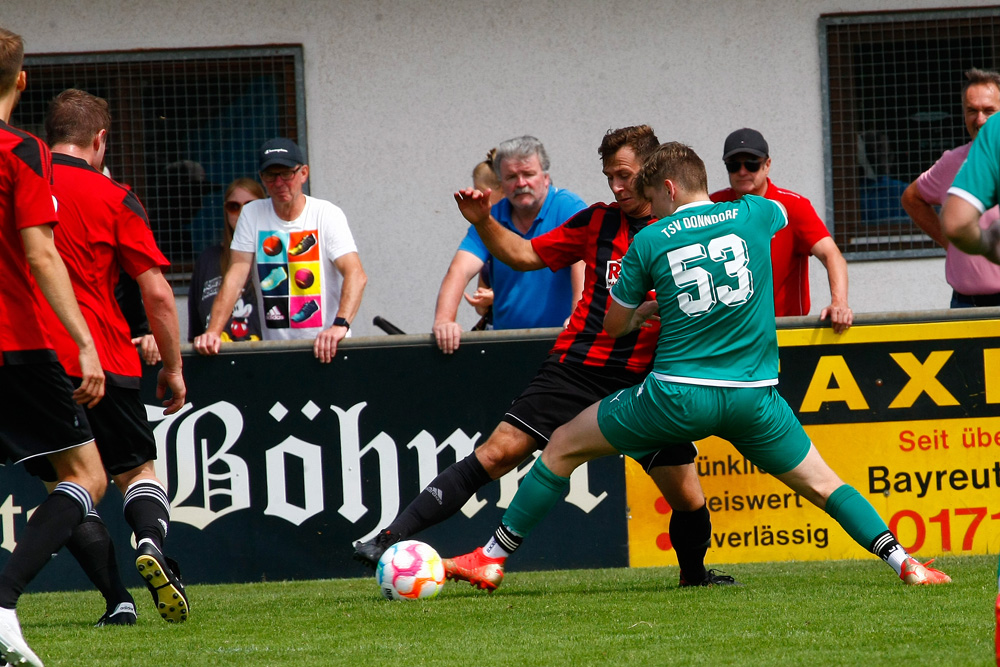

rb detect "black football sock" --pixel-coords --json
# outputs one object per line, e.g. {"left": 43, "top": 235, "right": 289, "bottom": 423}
{"left": 670, "top": 504, "right": 711, "bottom": 584}
{"left": 122, "top": 480, "right": 170, "bottom": 550}
{"left": 66, "top": 511, "right": 133, "bottom": 609}
{"left": 0, "top": 481, "right": 92, "bottom": 609}
{"left": 386, "top": 453, "right": 493, "bottom": 539}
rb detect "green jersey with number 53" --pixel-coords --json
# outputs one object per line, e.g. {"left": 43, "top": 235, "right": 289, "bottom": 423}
{"left": 610, "top": 195, "right": 788, "bottom": 387}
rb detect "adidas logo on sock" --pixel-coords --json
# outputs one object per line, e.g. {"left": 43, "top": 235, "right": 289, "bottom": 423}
{"left": 428, "top": 486, "right": 443, "bottom": 505}
{"left": 266, "top": 305, "right": 285, "bottom": 321}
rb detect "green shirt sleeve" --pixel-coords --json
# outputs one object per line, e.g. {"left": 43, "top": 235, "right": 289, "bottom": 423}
{"left": 949, "top": 113, "right": 1000, "bottom": 213}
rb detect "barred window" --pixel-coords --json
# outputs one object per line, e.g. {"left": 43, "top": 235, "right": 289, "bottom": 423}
{"left": 820, "top": 8, "right": 1000, "bottom": 259}
{"left": 14, "top": 46, "right": 305, "bottom": 287}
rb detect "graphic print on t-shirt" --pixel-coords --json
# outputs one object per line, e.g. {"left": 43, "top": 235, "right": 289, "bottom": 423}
{"left": 257, "top": 228, "right": 322, "bottom": 330}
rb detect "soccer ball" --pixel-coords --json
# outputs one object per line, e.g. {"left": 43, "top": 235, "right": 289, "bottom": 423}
{"left": 375, "top": 540, "right": 446, "bottom": 600}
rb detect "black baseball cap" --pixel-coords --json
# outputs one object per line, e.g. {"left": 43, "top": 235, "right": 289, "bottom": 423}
{"left": 259, "top": 138, "right": 305, "bottom": 171}
{"left": 722, "top": 128, "right": 769, "bottom": 160}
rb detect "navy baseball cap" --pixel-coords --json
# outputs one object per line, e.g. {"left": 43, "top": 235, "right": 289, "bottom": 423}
{"left": 723, "top": 128, "right": 769, "bottom": 160}
{"left": 259, "top": 138, "right": 305, "bottom": 170}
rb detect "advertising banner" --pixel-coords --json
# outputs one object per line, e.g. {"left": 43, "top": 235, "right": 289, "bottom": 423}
{"left": 5, "top": 313, "right": 996, "bottom": 592}
{"left": 628, "top": 317, "right": 1000, "bottom": 567}
{"left": 0, "top": 333, "right": 627, "bottom": 591}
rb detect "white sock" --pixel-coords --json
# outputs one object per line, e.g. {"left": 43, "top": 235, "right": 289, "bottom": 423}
{"left": 885, "top": 544, "right": 909, "bottom": 576}
{"left": 482, "top": 537, "right": 510, "bottom": 559}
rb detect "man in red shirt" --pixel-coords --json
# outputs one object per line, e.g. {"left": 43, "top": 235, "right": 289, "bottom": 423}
{"left": 356, "top": 126, "right": 732, "bottom": 591}
{"left": 710, "top": 128, "right": 853, "bottom": 333}
{"left": 0, "top": 27, "right": 109, "bottom": 667}
{"left": 40, "top": 88, "right": 189, "bottom": 624}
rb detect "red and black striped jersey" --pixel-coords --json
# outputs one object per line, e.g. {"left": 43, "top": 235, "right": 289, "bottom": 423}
{"left": 531, "top": 202, "right": 658, "bottom": 373}
{"left": 0, "top": 120, "right": 58, "bottom": 363}
{"left": 38, "top": 153, "right": 168, "bottom": 384}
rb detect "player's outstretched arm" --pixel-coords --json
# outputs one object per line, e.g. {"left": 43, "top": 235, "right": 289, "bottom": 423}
{"left": 135, "top": 266, "right": 185, "bottom": 413}
{"left": 454, "top": 188, "right": 546, "bottom": 270}
{"left": 20, "top": 224, "right": 105, "bottom": 406}
{"left": 194, "top": 250, "right": 253, "bottom": 355}
{"left": 942, "top": 195, "right": 1000, "bottom": 265}
{"left": 811, "top": 237, "right": 853, "bottom": 334}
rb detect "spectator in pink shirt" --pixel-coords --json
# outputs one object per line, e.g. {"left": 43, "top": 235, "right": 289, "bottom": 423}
{"left": 902, "top": 68, "right": 1000, "bottom": 308}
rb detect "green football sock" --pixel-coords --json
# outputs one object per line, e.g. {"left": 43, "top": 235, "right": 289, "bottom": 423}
{"left": 501, "top": 458, "right": 571, "bottom": 538}
{"left": 824, "top": 484, "right": 888, "bottom": 549}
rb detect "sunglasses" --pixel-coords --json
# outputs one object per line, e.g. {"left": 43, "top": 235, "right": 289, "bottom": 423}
{"left": 260, "top": 165, "right": 302, "bottom": 183}
{"left": 725, "top": 159, "right": 764, "bottom": 174}
{"left": 224, "top": 200, "right": 248, "bottom": 213}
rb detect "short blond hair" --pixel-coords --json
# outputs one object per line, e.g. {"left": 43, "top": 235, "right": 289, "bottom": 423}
{"left": 636, "top": 142, "right": 707, "bottom": 195}
{"left": 0, "top": 27, "right": 24, "bottom": 96}
{"left": 472, "top": 148, "right": 500, "bottom": 191}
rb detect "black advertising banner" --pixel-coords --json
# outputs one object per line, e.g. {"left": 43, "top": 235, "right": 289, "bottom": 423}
{"left": 0, "top": 332, "right": 628, "bottom": 592}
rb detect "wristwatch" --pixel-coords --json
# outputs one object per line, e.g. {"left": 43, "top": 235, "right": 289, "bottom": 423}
{"left": 333, "top": 317, "right": 351, "bottom": 330}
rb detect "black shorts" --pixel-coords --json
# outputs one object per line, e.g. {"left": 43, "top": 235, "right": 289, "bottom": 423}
{"left": 501, "top": 355, "right": 697, "bottom": 467}
{"left": 0, "top": 360, "right": 94, "bottom": 470}
{"left": 80, "top": 382, "right": 157, "bottom": 476}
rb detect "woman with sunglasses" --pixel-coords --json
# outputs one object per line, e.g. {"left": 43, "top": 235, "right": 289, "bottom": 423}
{"left": 187, "top": 177, "right": 265, "bottom": 342}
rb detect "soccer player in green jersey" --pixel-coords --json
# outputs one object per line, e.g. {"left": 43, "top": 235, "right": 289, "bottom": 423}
{"left": 940, "top": 112, "right": 1000, "bottom": 665}
{"left": 445, "top": 142, "right": 951, "bottom": 591}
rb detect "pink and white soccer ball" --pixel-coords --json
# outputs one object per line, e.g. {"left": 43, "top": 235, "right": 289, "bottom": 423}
{"left": 375, "top": 540, "right": 446, "bottom": 600}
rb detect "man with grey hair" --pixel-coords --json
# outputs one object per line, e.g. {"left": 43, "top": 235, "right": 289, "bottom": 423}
{"left": 902, "top": 67, "right": 1000, "bottom": 308}
{"left": 432, "top": 135, "right": 585, "bottom": 353}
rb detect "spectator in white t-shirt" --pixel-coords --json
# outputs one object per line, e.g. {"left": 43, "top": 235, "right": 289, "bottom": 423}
{"left": 193, "top": 138, "right": 367, "bottom": 362}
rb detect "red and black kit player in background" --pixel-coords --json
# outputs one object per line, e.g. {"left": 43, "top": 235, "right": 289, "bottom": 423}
{"left": 36, "top": 88, "right": 190, "bottom": 626}
{"left": 0, "top": 25, "right": 110, "bottom": 667}
{"left": 355, "top": 126, "right": 736, "bottom": 591}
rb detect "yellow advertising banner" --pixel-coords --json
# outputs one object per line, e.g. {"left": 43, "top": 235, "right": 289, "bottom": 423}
{"left": 627, "top": 318, "right": 1000, "bottom": 567}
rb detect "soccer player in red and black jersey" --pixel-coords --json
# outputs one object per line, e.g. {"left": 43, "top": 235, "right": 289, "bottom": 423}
{"left": 37, "top": 88, "right": 189, "bottom": 625}
{"left": 355, "top": 126, "right": 733, "bottom": 590}
{"left": 0, "top": 27, "right": 110, "bottom": 667}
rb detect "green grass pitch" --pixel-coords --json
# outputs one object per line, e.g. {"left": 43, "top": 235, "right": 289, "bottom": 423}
{"left": 15, "top": 555, "right": 997, "bottom": 666}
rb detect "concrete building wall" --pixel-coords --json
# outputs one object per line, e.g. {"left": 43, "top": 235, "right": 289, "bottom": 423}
{"left": 7, "top": 0, "right": 979, "bottom": 336}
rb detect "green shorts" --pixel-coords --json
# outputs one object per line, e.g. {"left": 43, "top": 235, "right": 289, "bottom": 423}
{"left": 597, "top": 377, "right": 810, "bottom": 475}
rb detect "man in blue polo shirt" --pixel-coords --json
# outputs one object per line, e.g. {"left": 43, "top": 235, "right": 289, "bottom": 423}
{"left": 433, "top": 136, "right": 585, "bottom": 353}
